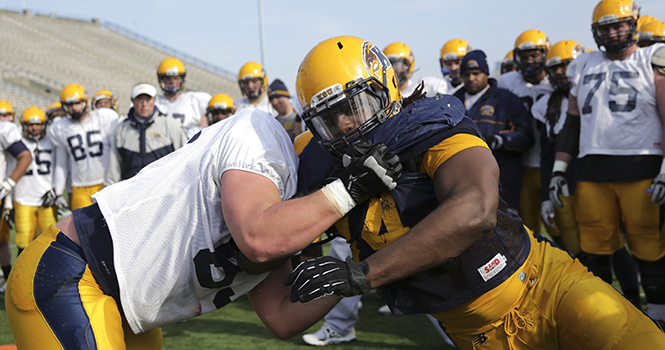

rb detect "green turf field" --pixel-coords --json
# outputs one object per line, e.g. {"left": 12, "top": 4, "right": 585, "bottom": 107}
{"left": 0, "top": 232, "right": 456, "bottom": 349}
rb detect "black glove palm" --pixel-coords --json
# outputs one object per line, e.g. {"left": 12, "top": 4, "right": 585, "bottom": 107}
{"left": 285, "top": 256, "right": 371, "bottom": 303}
{"left": 340, "top": 141, "right": 402, "bottom": 203}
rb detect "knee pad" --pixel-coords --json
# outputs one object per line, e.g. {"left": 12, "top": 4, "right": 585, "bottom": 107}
{"left": 577, "top": 251, "right": 613, "bottom": 284}
{"left": 635, "top": 256, "right": 665, "bottom": 304}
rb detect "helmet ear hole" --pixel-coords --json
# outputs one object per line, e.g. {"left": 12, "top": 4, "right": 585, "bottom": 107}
{"left": 337, "top": 42, "right": 343, "bottom": 49}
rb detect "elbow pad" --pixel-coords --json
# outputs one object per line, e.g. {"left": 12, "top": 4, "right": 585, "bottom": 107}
{"left": 555, "top": 113, "right": 580, "bottom": 155}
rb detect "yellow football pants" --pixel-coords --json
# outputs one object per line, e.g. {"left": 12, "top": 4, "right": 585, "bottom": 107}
{"left": 13, "top": 201, "right": 56, "bottom": 249}
{"left": 71, "top": 183, "right": 104, "bottom": 210}
{"left": 575, "top": 180, "right": 665, "bottom": 261}
{"left": 431, "top": 230, "right": 665, "bottom": 349}
{"left": 6, "top": 224, "right": 162, "bottom": 349}
{"left": 519, "top": 167, "right": 558, "bottom": 238}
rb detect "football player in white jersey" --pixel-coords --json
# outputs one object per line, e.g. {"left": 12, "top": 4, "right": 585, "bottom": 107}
{"left": 383, "top": 42, "right": 450, "bottom": 98}
{"left": 498, "top": 29, "right": 556, "bottom": 239}
{"left": 13, "top": 107, "right": 56, "bottom": 256}
{"left": 551, "top": 0, "right": 665, "bottom": 326}
{"left": 236, "top": 61, "right": 278, "bottom": 116}
{"left": 6, "top": 106, "right": 401, "bottom": 348}
{"left": 0, "top": 101, "right": 32, "bottom": 293}
{"left": 45, "top": 101, "right": 66, "bottom": 126}
{"left": 439, "top": 39, "right": 470, "bottom": 94}
{"left": 49, "top": 84, "right": 119, "bottom": 211}
{"left": 154, "top": 57, "right": 212, "bottom": 130}
{"left": 91, "top": 89, "right": 118, "bottom": 112}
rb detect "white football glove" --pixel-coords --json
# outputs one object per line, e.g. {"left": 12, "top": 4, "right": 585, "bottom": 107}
{"left": 0, "top": 178, "right": 15, "bottom": 201}
{"left": 541, "top": 200, "right": 556, "bottom": 228}
{"left": 650, "top": 173, "right": 665, "bottom": 206}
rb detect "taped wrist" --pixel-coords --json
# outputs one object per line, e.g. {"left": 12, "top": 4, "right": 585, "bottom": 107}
{"left": 2, "top": 178, "right": 16, "bottom": 191}
{"left": 321, "top": 178, "right": 356, "bottom": 217}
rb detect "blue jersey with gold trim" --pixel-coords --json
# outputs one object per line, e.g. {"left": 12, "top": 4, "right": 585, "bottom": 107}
{"left": 298, "top": 95, "right": 531, "bottom": 315}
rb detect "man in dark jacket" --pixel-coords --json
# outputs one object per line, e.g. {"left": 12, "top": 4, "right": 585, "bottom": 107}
{"left": 453, "top": 50, "right": 534, "bottom": 213}
{"left": 105, "top": 83, "right": 188, "bottom": 185}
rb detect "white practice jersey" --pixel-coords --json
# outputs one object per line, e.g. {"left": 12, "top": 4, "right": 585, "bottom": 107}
{"left": 93, "top": 108, "right": 298, "bottom": 334}
{"left": 402, "top": 76, "right": 454, "bottom": 98}
{"left": 236, "top": 94, "right": 278, "bottom": 117}
{"left": 568, "top": 44, "right": 665, "bottom": 158}
{"left": 155, "top": 91, "right": 211, "bottom": 130}
{"left": 498, "top": 70, "right": 554, "bottom": 167}
{"left": 48, "top": 109, "right": 118, "bottom": 191}
{"left": 0, "top": 121, "right": 25, "bottom": 181}
{"left": 531, "top": 93, "right": 569, "bottom": 137}
{"left": 14, "top": 135, "right": 53, "bottom": 206}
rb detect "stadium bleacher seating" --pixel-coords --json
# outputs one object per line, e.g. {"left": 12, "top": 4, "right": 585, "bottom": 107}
{"left": 0, "top": 9, "right": 240, "bottom": 114}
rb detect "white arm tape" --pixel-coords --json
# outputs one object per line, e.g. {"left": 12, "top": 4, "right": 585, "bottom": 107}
{"left": 321, "top": 178, "right": 356, "bottom": 217}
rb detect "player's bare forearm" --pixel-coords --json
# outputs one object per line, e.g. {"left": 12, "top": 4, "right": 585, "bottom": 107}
{"left": 654, "top": 66, "right": 665, "bottom": 155}
{"left": 237, "top": 250, "right": 290, "bottom": 274}
{"left": 222, "top": 169, "right": 341, "bottom": 264}
{"left": 363, "top": 147, "right": 498, "bottom": 288}
{"left": 248, "top": 262, "right": 341, "bottom": 339}
{"left": 9, "top": 150, "right": 32, "bottom": 183}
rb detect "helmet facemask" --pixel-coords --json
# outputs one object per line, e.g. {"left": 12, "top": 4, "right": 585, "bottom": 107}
{"left": 62, "top": 101, "right": 88, "bottom": 121}
{"left": 159, "top": 74, "right": 185, "bottom": 96}
{"left": 514, "top": 48, "right": 548, "bottom": 81}
{"left": 389, "top": 57, "right": 411, "bottom": 87}
{"left": 303, "top": 77, "right": 393, "bottom": 159}
{"left": 23, "top": 122, "right": 46, "bottom": 141}
{"left": 593, "top": 20, "right": 638, "bottom": 54}
{"left": 546, "top": 62, "right": 571, "bottom": 91}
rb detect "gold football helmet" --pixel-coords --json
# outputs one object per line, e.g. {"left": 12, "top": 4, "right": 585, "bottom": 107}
{"left": 21, "top": 106, "right": 47, "bottom": 140}
{"left": 591, "top": 0, "right": 639, "bottom": 54}
{"left": 545, "top": 40, "right": 586, "bottom": 89}
{"left": 0, "top": 100, "right": 14, "bottom": 121}
{"left": 238, "top": 62, "right": 268, "bottom": 100}
{"left": 383, "top": 42, "right": 415, "bottom": 86}
{"left": 60, "top": 84, "right": 88, "bottom": 120}
{"left": 207, "top": 93, "right": 235, "bottom": 125}
{"left": 638, "top": 20, "right": 665, "bottom": 47}
{"left": 637, "top": 15, "right": 658, "bottom": 31}
{"left": 513, "top": 29, "right": 551, "bottom": 80}
{"left": 91, "top": 90, "right": 118, "bottom": 111}
{"left": 157, "top": 57, "right": 186, "bottom": 94}
{"left": 296, "top": 36, "right": 401, "bottom": 158}
{"left": 501, "top": 50, "right": 515, "bottom": 74}
{"left": 439, "top": 39, "right": 470, "bottom": 85}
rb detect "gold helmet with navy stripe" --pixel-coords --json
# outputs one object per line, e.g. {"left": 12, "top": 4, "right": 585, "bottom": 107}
{"left": 207, "top": 93, "right": 235, "bottom": 124}
{"left": 60, "top": 84, "right": 88, "bottom": 120}
{"left": 545, "top": 40, "right": 586, "bottom": 89}
{"left": 638, "top": 20, "right": 665, "bottom": 47}
{"left": 591, "top": 0, "right": 640, "bottom": 54}
{"left": 296, "top": 36, "right": 401, "bottom": 159}
{"left": 513, "top": 29, "right": 551, "bottom": 80}
{"left": 21, "top": 106, "right": 47, "bottom": 140}
{"left": 157, "top": 57, "right": 186, "bottom": 94}
{"left": 0, "top": 100, "right": 14, "bottom": 121}
{"left": 91, "top": 89, "right": 118, "bottom": 111}
{"left": 238, "top": 61, "right": 268, "bottom": 99}
{"left": 383, "top": 42, "right": 415, "bottom": 86}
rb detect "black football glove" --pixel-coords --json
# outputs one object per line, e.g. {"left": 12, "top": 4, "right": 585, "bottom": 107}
{"left": 339, "top": 141, "right": 402, "bottom": 203}
{"left": 3, "top": 208, "right": 14, "bottom": 230}
{"left": 285, "top": 256, "right": 371, "bottom": 303}
{"left": 41, "top": 189, "right": 57, "bottom": 208}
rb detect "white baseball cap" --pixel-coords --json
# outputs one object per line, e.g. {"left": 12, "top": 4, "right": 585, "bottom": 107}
{"left": 131, "top": 83, "right": 157, "bottom": 99}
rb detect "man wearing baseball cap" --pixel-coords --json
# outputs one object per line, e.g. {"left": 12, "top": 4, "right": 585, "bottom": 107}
{"left": 268, "top": 79, "right": 302, "bottom": 139}
{"left": 453, "top": 50, "right": 534, "bottom": 214}
{"left": 105, "top": 83, "right": 187, "bottom": 185}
